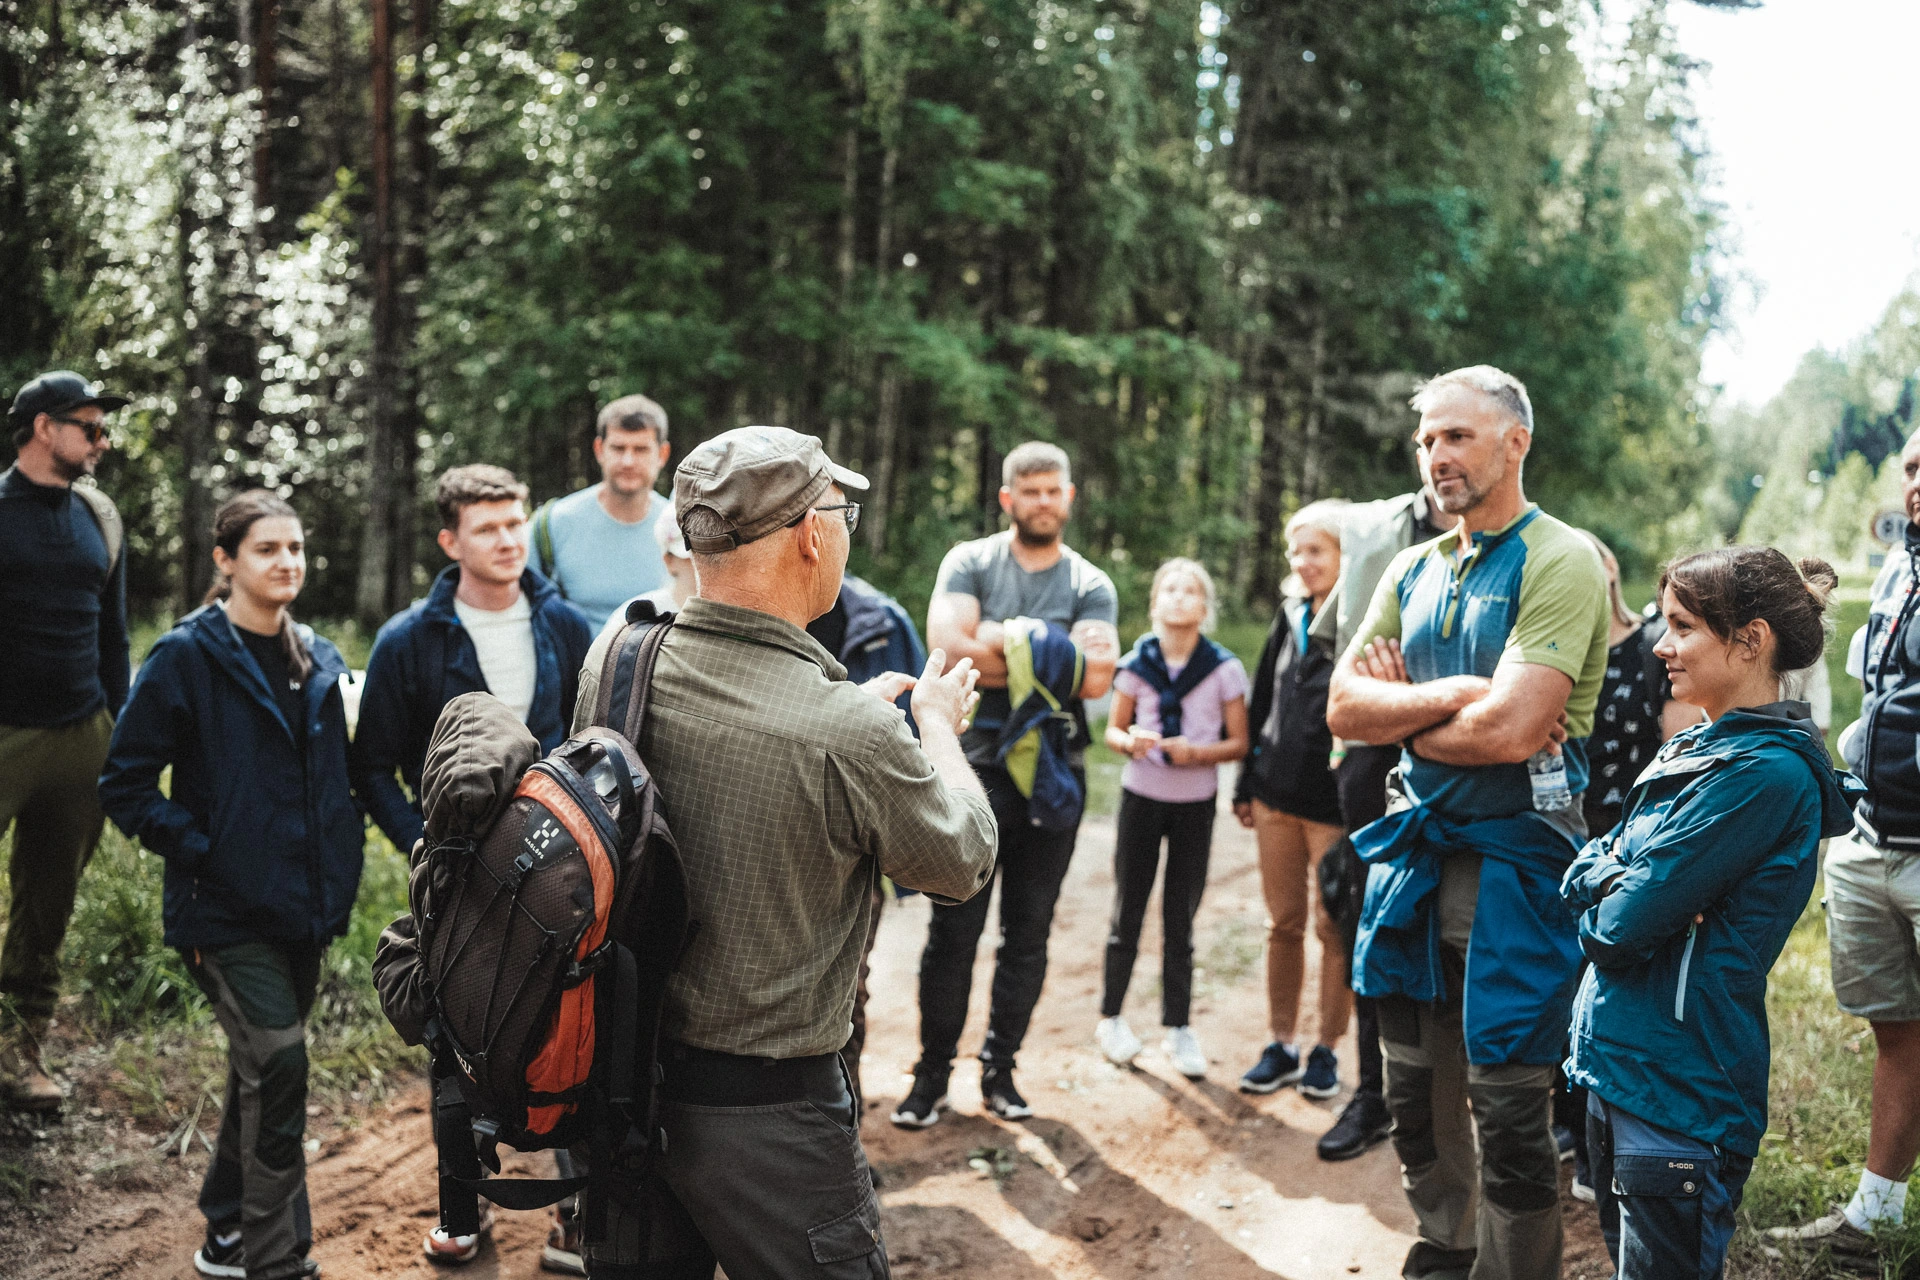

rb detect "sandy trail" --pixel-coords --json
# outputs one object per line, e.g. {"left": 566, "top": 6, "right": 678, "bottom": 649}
{"left": 6, "top": 793, "right": 1609, "bottom": 1278}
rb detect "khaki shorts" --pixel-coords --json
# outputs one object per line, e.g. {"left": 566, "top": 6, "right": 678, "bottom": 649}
{"left": 1826, "top": 831, "right": 1920, "bottom": 1022}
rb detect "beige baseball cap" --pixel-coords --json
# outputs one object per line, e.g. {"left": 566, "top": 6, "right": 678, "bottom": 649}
{"left": 673, "top": 426, "right": 869, "bottom": 553}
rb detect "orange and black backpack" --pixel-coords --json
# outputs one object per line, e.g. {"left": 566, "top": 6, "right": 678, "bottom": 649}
{"left": 412, "top": 608, "right": 689, "bottom": 1216}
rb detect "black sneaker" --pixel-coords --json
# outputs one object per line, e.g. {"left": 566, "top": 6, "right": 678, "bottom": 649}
{"left": 889, "top": 1073, "right": 949, "bottom": 1129}
{"left": 981, "top": 1067, "right": 1033, "bottom": 1120}
{"left": 1317, "top": 1092, "right": 1392, "bottom": 1161}
{"left": 194, "top": 1235, "right": 319, "bottom": 1279}
{"left": 194, "top": 1233, "right": 245, "bottom": 1280}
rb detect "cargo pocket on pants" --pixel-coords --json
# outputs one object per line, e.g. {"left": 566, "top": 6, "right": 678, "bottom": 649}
{"left": 1611, "top": 1154, "right": 1705, "bottom": 1280}
{"left": 809, "top": 1194, "right": 883, "bottom": 1270}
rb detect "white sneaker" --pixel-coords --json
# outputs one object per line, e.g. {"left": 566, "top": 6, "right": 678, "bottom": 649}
{"left": 1096, "top": 1016, "right": 1143, "bottom": 1066}
{"left": 1164, "top": 1026, "right": 1207, "bottom": 1079}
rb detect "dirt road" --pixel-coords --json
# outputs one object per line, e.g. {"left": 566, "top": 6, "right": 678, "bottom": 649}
{"left": 5, "top": 794, "right": 1608, "bottom": 1278}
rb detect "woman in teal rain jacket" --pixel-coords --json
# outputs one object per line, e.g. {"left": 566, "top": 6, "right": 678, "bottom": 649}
{"left": 1561, "top": 546, "right": 1860, "bottom": 1280}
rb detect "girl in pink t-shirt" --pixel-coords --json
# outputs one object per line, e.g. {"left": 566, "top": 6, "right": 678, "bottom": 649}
{"left": 1097, "top": 558, "right": 1249, "bottom": 1078}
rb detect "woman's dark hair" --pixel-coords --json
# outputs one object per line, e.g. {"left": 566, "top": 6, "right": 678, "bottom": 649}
{"left": 1658, "top": 545, "right": 1838, "bottom": 675}
{"left": 206, "top": 490, "right": 313, "bottom": 685}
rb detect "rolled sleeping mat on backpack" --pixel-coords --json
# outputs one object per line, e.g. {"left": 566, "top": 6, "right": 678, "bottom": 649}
{"left": 421, "top": 692, "right": 543, "bottom": 847}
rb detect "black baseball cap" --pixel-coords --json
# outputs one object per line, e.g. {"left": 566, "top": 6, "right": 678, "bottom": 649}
{"left": 10, "top": 371, "right": 130, "bottom": 424}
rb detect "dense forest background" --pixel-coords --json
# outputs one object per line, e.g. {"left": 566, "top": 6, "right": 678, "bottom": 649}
{"left": 2, "top": 0, "right": 1777, "bottom": 627}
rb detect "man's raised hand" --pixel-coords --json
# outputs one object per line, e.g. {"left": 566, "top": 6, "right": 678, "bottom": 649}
{"left": 911, "top": 649, "right": 983, "bottom": 737}
{"left": 859, "top": 671, "right": 917, "bottom": 707}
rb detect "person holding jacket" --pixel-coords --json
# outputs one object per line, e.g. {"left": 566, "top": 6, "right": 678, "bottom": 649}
{"left": 1562, "top": 546, "right": 1857, "bottom": 1280}
{"left": 1233, "top": 501, "right": 1350, "bottom": 1098}
{"left": 100, "top": 491, "right": 362, "bottom": 1280}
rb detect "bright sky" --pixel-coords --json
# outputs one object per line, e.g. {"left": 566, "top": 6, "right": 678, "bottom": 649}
{"left": 1664, "top": 0, "right": 1920, "bottom": 407}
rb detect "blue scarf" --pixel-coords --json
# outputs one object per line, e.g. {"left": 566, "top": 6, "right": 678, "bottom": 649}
{"left": 1119, "top": 633, "right": 1232, "bottom": 739}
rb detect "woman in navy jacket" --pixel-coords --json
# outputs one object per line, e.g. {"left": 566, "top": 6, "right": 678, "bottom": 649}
{"left": 101, "top": 492, "right": 361, "bottom": 1280}
{"left": 1561, "top": 547, "right": 1858, "bottom": 1280}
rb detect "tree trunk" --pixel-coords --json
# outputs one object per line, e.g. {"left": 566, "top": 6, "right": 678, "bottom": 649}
{"left": 254, "top": 0, "right": 277, "bottom": 213}
{"left": 384, "top": 0, "right": 434, "bottom": 609}
{"left": 176, "top": 6, "right": 214, "bottom": 608}
{"left": 357, "top": 0, "right": 400, "bottom": 623}
{"left": 863, "top": 143, "right": 899, "bottom": 554}
{"left": 824, "top": 117, "right": 858, "bottom": 462}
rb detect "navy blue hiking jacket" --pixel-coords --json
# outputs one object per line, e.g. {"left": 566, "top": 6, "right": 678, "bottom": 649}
{"left": 1352, "top": 806, "right": 1586, "bottom": 1066}
{"left": 350, "top": 565, "right": 592, "bottom": 852}
{"left": 100, "top": 605, "right": 365, "bottom": 950}
{"left": 1563, "top": 702, "right": 1859, "bottom": 1156}
{"left": 831, "top": 574, "right": 927, "bottom": 698}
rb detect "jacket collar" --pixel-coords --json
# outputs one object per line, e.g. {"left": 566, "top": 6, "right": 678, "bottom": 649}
{"left": 675, "top": 596, "right": 848, "bottom": 681}
{"left": 421, "top": 563, "right": 559, "bottom": 624}
{"left": 837, "top": 575, "right": 896, "bottom": 656}
{"left": 182, "top": 604, "right": 346, "bottom": 737}
{"left": 1647, "top": 699, "right": 1862, "bottom": 833}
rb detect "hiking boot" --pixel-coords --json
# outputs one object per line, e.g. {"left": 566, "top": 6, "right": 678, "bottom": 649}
{"left": 1299, "top": 1045, "right": 1340, "bottom": 1098}
{"left": 981, "top": 1066, "right": 1034, "bottom": 1120}
{"left": 1317, "top": 1092, "right": 1391, "bottom": 1161}
{"left": 0, "top": 1019, "right": 62, "bottom": 1113}
{"left": 1767, "top": 1208, "right": 1879, "bottom": 1266}
{"left": 1096, "top": 1015, "right": 1142, "bottom": 1067}
{"left": 540, "top": 1208, "right": 586, "bottom": 1275}
{"left": 1163, "top": 1026, "right": 1207, "bottom": 1080}
{"left": 1238, "top": 1041, "right": 1302, "bottom": 1094}
{"left": 424, "top": 1206, "right": 495, "bottom": 1265}
{"left": 889, "top": 1073, "right": 950, "bottom": 1129}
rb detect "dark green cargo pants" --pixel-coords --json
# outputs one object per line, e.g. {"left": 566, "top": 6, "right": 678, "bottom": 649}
{"left": 0, "top": 710, "right": 112, "bottom": 1025}
{"left": 188, "top": 941, "right": 322, "bottom": 1280}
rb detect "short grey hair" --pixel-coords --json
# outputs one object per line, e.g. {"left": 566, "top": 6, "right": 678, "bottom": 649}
{"left": 1410, "top": 365, "right": 1533, "bottom": 433}
{"left": 1285, "top": 498, "right": 1350, "bottom": 545}
{"left": 1002, "top": 440, "right": 1072, "bottom": 487}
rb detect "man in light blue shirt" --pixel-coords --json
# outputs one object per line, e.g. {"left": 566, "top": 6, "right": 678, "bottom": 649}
{"left": 529, "top": 393, "right": 673, "bottom": 629}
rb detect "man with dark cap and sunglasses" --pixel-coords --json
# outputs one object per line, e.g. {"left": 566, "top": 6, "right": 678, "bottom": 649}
{"left": 568, "top": 425, "right": 997, "bottom": 1280}
{"left": 0, "top": 371, "right": 132, "bottom": 1111}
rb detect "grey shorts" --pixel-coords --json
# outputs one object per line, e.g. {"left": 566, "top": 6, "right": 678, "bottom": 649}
{"left": 1826, "top": 831, "right": 1920, "bottom": 1021}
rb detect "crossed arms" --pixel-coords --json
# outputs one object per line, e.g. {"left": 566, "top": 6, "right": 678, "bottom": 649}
{"left": 1326, "top": 636, "right": 1572, "bottom": 766}
{"left": 926, "top": 592, "right": 1119, "bottom": 699}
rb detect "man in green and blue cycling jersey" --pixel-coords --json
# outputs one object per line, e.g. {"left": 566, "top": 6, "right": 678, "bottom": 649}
{"left": 1328, "top": 365, "right": 1608, "bottom": 1280}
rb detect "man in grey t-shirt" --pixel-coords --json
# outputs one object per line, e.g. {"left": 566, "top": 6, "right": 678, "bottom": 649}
{"left": 893, "top": 441, "right": 1119, "bottom": 1127}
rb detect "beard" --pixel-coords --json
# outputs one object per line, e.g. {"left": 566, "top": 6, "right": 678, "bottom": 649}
{"left": 1011, "top": 514, "right": 1063, "bottom": 547}
{"left": 51, "top": 451, "right": 92, "bottom": 484}
{"left": 1432, "top": 460, "right": 1504, "bottom": 516}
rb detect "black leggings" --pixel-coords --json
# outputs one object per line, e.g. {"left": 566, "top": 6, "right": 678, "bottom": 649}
{"left": 1101, "top": 789, "right": 1217, "bottom": 1026}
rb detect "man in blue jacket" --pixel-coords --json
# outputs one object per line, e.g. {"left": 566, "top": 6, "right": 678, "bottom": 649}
{"left": 1327, "top": 367, "right": 1608, "bottom": 1280}
{"left": 351, "top": 464, "right": 592, "bottom": 854}
{"left": 349, "top": 463, "right": 590, "bottom": 1267}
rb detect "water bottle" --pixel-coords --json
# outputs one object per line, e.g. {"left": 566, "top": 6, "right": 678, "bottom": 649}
{"left": 1527, "top": 748, "right": 1574, "bottom": 812}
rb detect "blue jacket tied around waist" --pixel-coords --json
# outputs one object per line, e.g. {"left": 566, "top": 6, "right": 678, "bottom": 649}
{"left": 1562, "top": 703, "right": 1859, "bottom": 1156}
{"left": 100, "top": 606, "right": 366, "bottom": 950}
{"left": 989, "top": 619, "right": 1086, "bottom": 831}
{"left": 1352, "top": 806, "right": 1586, "bottom": 1066}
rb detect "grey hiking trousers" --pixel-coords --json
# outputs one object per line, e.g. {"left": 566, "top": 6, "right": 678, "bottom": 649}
{"left": 188, "top": 941, "right": 320, "bottom": 1280}
{"left": 1379, "top": 852, "right": 1562, "bottom": 1280}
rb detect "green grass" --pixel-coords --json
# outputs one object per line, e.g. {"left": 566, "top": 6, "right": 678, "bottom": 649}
{"left": 1728, "top": 888, "right": 1920, "bottom": 1277}
{"left": 0, "top": 821, "right": 421, "bottom": 1126}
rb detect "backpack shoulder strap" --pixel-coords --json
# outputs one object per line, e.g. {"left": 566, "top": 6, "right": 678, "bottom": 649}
{"left": 592, "top": 614, "right": 674, "bottom": 739}
{"left": 533, "top": 499, "right": 559, "bottom": 590}
{"left": 71, "top": 479, "right": 123, "bottom": 577}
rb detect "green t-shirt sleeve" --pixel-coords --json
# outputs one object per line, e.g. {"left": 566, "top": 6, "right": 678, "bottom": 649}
{"left": 1504, "top": 532, "right": 1608, "bottom": 683}
{"left": 1343, "top": 545, "right": 1418, "bottom": 663}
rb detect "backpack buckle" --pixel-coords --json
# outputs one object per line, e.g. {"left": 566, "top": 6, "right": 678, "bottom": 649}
{"left": 563, "top": 940, "right": 614, "bottom": 988}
